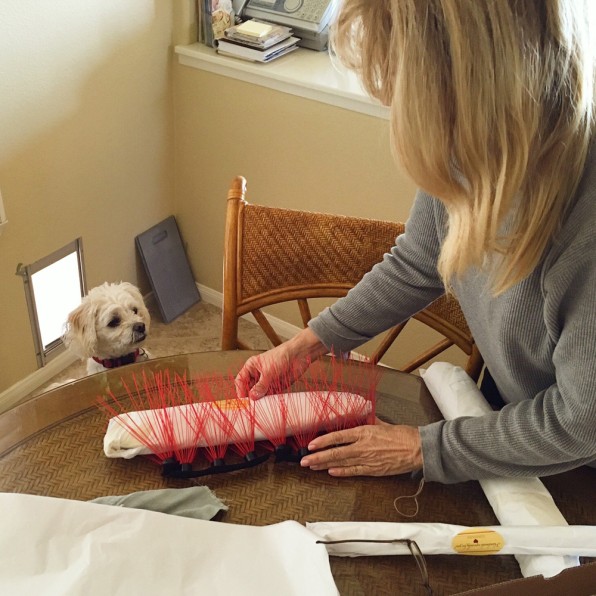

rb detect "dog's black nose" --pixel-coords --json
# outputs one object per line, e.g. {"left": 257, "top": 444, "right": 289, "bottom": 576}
{"left": 134, "top": 323, "right": 146, "bottom": 334}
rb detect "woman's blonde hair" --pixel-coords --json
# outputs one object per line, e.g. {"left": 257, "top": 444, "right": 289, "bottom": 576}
{"left": 331, "top": 0, "right": 595, "bottom": 294}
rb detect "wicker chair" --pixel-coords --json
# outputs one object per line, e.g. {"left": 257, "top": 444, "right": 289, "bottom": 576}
{"left": 221, "top": 176, "right": 484, "bottom": 381}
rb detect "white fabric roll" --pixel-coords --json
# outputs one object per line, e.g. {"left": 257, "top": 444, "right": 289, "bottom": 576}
{"left": 420, "top": 362, "right": 579, "bottom": 578}
{"left": 103, "top": 391, "right": 371, "bottom": 459}
{"left": 306, "top": 521, "right": 596, "bottom": 557}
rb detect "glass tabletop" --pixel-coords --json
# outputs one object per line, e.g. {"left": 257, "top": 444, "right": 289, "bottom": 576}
{"left": 0, "top": 351, "right": 593, "bottom": 595}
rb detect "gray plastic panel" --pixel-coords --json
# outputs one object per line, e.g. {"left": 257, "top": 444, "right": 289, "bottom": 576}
{"left": 135, "top": 216, "right": 201, "bottom": 323}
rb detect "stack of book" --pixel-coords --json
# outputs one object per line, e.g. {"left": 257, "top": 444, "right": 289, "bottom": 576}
{"left": 217, "top": 19, "right": 300, "bottom": 63}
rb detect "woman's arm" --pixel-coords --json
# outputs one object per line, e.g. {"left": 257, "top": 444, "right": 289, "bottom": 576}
{"left": 422, "top": 238, "right": 596, "bottom": 482}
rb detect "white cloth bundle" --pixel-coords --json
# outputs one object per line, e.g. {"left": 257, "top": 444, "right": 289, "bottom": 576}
{"left": 0, "top": 493, "right": 338, "bottom": 596}
{"left": 420, "top": 362, "right": 580, "bottom": 578}
{"left": 306, "top": 521, "right": 596, "bottom": 557}
{"left": 104, "top": 391, "right": 371, "bottom": 459}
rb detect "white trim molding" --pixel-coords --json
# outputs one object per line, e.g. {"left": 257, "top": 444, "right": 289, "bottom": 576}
{"left": 197, "top": 283, "right": 301, "bottom": 341}
{"left": 175, "top": 43, "right": 390, "bottom": 120}
{"left": 0, "top": 350, "right": 78, "bottom": 414}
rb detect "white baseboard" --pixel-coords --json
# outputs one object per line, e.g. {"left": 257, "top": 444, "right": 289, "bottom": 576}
{"left": 0, "top": 350, "right": 78, "bottom": 413}
{"left": 196, "top": 282, "right": 302, "bottom": 341}
{"left": 196, "top": 283, "right": 223, "bottom": 308}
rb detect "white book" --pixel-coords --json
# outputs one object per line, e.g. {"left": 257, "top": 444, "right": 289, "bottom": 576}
{"left": 217, "top": 43, "right": 299, "bottom": 64}
{"left": 217, "top": 45, "right": 298, "bottom": 64}
{"left": 225, "top": 29, "right": 293, "bottom": 49}
{"left": 216, "top": 36, "right": 300, "bottom": 63}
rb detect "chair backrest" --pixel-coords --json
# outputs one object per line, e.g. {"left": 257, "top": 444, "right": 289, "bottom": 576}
{"left": 222, "top": 176, "right": 484, "bottom": 381}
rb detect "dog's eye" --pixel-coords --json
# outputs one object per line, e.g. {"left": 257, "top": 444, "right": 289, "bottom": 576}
{"left": 107, "top": 317, "right": 121, "bottom": 328}
{"left": 132, "top": 307, "right": 138, "bottom": 315}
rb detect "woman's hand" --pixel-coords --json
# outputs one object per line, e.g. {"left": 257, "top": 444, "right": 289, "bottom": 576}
{"left": 300, "top": 419, "right": 423, "bottom": 477}
{"left": 235, "top": 327, "right": 328, "bottom": 399}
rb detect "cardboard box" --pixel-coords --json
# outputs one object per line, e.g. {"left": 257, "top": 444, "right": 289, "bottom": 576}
{"left": 457, "top": 561, "right": 596, "bottom": 595}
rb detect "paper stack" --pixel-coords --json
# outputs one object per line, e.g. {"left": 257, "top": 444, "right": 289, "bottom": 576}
{"left": 217, "top": 19, "right": 299, "bottom": 63}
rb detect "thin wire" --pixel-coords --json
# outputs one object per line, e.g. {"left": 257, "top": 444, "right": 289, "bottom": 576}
{"left": 393, "top": 476, "right": 425, "bottom": 518}
{"left": 317, "top": 538, "right": 414, "bottom": 545}
{"left": 316, "top": 538, "right": 433, "bottom": 595}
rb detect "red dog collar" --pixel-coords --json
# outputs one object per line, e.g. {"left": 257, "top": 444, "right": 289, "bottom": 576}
{"left": 92, "top": 349, "right": 140, "bottom": 369}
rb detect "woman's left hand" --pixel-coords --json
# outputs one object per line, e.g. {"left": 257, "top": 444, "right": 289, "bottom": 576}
{"left": 300, "top": 419, "right": 423, "bottom": 477}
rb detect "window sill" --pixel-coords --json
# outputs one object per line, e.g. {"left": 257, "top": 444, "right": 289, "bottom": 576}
{"left": 174, "top": 43, "right": 389, "bottom": 120}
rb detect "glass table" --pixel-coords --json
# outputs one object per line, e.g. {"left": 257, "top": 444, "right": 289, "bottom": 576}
{"left": 0, "top": 351, "right": 593, "bottom": 595}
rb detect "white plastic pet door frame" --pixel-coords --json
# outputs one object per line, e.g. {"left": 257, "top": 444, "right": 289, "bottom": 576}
{"left": 16, "top": 238, "right": 87, "bottom": 367}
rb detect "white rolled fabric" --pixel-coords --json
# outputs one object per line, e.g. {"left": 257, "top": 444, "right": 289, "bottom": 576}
{"left": 420, "top": 362, "right": 580, "bottom": 578}
{"left": 103, "top": 391, "right": 371, "bottom": 459}
{"left": 306, "top": 521, "right": 596, "bottom": 557}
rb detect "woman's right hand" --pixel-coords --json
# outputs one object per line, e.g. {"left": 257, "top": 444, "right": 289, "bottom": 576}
{"left": 234, "top": 327, "right": 328, "bottom": 400}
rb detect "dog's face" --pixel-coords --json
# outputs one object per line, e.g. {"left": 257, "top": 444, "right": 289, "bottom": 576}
{"left": 63, "top": 282, "right": 150, "bottom": 360}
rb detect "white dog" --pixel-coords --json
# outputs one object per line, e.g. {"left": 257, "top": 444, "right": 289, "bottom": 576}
{"left": 63, "top": 282, "right": 151, "bottom": 374}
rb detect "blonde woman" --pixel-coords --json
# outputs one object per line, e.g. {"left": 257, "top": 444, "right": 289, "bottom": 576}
{"left": 235, "top": 0, "right": 595, "bottom": 483}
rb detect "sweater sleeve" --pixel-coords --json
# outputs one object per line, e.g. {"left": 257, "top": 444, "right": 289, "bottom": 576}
{"left": 420, "top": 234, "right": 596, "bottom": 483}
{"left": 308, "top": 190, "right": 446, "bottom": 353}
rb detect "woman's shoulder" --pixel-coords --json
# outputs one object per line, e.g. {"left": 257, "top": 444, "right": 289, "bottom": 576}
{"left": 555, "top": 145, "right": 595, "bottom": 251}
{"left": 542, "top": 146, "right": 595, "bottom": 286}
{"left": 409, "top": 188, "right": 448, "bottom": 238}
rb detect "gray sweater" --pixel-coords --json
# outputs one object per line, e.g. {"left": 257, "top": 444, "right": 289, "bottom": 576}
{"left": 309, "top": 150, "right": 596, "bottom": 483}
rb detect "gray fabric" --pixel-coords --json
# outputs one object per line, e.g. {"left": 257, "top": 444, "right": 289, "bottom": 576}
{"left": 309, "top": 147, "right": 596, "bottom": 483}
{"left": 90, "top": 486, "right": 228, "bottom": 520}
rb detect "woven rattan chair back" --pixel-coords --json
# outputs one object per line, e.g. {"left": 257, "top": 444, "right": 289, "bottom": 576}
{"left": 222, "top": 176, "right": 483, "bottom": 381}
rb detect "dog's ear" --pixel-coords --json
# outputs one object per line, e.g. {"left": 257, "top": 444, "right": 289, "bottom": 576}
{"left": 63, "top": 300, "right": 98, "bottom": 359}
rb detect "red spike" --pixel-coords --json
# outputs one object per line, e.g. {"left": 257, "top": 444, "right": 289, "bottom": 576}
{"left": 200, "top": 400, "right": 234, "bottom": 463}
{"left": 253, "top": 394, "right": 288, "bottom": 450}
{"left": 286, "top": 391, "right": 329, "bottom": 450}
{"left": 226, "top": 398, "right": 257, "bottom": 458}
{"left": 98, "top": 371, "right": 205, "bottom": 464}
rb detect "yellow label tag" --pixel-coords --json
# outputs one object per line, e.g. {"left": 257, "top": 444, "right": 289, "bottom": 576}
{"left": 452, "top": 528, "right": 504, "bottom": 555}
{"left": 214, "top": 398, "right": 249, "bottom": 411}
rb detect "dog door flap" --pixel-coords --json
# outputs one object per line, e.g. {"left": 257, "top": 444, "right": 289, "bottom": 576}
{"left": 135, "top": 216, "right": 200, "bottom": 323}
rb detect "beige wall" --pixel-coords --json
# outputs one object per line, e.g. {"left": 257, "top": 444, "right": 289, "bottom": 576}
{"left": 0, "top": 0, "right": 176, "bottom": 392}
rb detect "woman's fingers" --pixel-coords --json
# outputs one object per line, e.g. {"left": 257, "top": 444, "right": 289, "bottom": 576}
{"left": 301, "top": 424, "right": 423, "bottom": 477}
{"left": 234, "top": 350, "right": 295, "bottom": 399}
{"left": 234, "top": 356, "right": 263, "bottom": 398}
